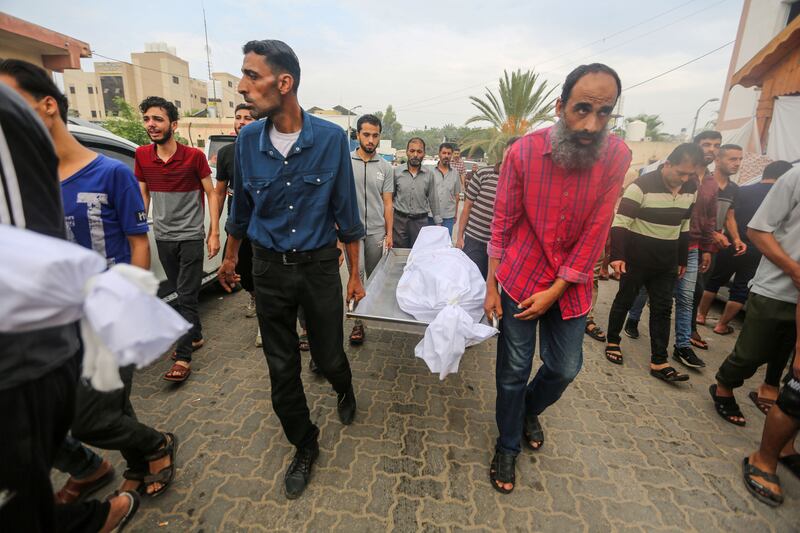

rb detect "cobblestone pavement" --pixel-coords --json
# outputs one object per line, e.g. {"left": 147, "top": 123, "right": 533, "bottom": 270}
{"left": 57, "top": 278, "right": 799, "bottom": 532}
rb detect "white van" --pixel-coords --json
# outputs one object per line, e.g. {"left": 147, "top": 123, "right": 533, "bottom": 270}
{"left": 68, "top": 119, "right": 229, "bottom": 301}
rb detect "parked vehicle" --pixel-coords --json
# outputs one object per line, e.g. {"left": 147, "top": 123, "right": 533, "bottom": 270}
{"left": 68, "top": 120, "right": 229, "bottom": 300}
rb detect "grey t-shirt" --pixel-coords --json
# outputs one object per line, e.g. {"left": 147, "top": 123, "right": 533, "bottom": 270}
{"left": 748, "top": 166, "right": 800, "bottom": 304}
{"left": 431, "top": 165, "right": 461, "bottom": 219}
{"left": 351, "top": 150, "right": 394, "bottom": 236}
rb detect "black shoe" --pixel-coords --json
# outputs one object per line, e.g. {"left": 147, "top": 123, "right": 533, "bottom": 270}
{"left": 284, "top": 444, "right": 319, "bottom": 499}
{"left": 308, "top": 358, "right": 321, "bottom": 375}
{"left": 672, "top": 346, "right": 706, "bottom": 369}
{"left": 337, "top": 386, "right": 356, "bottom": 425}
{"left": 623, "top": 319, "right": 640, "bottom": 339}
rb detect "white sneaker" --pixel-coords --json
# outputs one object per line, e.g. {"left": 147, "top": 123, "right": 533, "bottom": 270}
{"left": 255, "top": 326, "right": 262, "bottom": 347}
{"left": 246, "top": 294, "right": 257, "bottom": 318}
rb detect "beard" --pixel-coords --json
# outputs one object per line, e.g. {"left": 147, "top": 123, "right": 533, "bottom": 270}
{"left": 152, "top": 127, "right": 173, "bottom": 145}
{"left": 408, "top": 157, "right": 422, "bottom": 167}
{"left": 360, "top": 142, "right": 376, "bottom": 154}
{"left": 550, "top": 118, "right": 608, "bottom": 170}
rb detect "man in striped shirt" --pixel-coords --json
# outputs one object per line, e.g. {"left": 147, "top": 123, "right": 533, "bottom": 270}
{"left": 455, "top": 137, "right": 519, "bottom": 279}
{"left": 605, "top": 143, "right": 705, "bottom": 383}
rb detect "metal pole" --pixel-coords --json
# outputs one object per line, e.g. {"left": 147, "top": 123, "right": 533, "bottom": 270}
{"left": 691, "top": 98, "right": 719, "bottom": 138}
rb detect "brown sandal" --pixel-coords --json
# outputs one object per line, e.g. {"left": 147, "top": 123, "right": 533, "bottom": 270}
{"left": 54, "top": 459, "right": 115, "bottom": 504}
{"left": 748, "top": 391, "right": 775, "bottom": 415}
{"left": 349, "top": 323, "right": 365, "bottom": 345}
{"left": 163, "top": 362, "right": 191, "bottom": 382}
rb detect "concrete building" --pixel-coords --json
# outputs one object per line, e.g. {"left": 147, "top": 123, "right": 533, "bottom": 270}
{"left": 0, "top": 12, "right": 90, "bottom": 72}
{"left": 716, "top": 0, "right": 800, "bottom": 145}
{"left": 62, "top": 42, "right": 243, "bottom": 121}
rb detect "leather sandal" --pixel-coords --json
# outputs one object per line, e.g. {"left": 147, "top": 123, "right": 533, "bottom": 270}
{"left": 54, "top": 459, "right": 115, "bottom": 504}
{"left": 141, "top": 433, "right": 178, "bottom": 497}
{"left": 163, "top": 363, "right": 191, "bottom": 382}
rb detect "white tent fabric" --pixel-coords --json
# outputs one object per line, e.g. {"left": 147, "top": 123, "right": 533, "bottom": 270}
{"left": 396, "top": 226, "right": 497, "bottom": 379}
{"left": 0, "top": 224, "right": 190, "bottom": 390}
{"left": 767, "top": 96, "right": 800, "bottom": 163}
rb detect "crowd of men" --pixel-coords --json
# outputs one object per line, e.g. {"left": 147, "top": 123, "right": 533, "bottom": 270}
{"left": 0, "top": 37, "right": 798, "bottom": 532}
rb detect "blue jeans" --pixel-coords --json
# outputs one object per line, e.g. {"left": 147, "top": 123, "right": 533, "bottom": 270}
{"left": 627, "top": 250, "right": 698, "bottom": 348}
{"left": 495, "top": 291, "right": 586, "bottom": 455}
{"left": 427, "top": 217, "right": 456, "bottom": 236}
{"left": 53, "top": 434, "right": 103, "bottom": 479}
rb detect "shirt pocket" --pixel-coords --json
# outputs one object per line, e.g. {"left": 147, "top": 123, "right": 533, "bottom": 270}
{"left": 245, "top": 176, "right": 274, "bottom": 218}
{"left": 302, "top": 171, "right": 335, "bottom": 205}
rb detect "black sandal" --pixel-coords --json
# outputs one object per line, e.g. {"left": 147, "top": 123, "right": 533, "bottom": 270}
{"left": 709, "top": 385, "right": 746, "bottom": 426}
{"left": 142, "top": 432, "right": 178, "bottom": 497}
{"left": 650, "top": 366, "right": 689, "bottom": 383}
{"left": 523, "top": 415, "right": 544, "bottom": 451}
{"left": 585, "top": 320, "right": 607, "bottom": 342}
{"left": 489, "top": 451, "right": 515, "bottom": 494}
{"left": 605, "top": 344, "right": 623, "bottom": 365}
{"left": 742, "top": 457, "right": 783, "bottom": 507}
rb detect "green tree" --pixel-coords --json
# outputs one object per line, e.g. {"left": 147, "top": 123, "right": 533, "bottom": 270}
{"left": 460, "top": 69, "right": 557, "bottom": 162}
{"left": 626, "top": 114, "right": 666, "bottom": 141}
{"left": 374, "top": 105, "right": 402, "bottom": 147}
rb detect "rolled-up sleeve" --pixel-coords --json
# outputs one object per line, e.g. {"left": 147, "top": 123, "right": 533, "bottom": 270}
{"left": 488, "top": 144, "right": 524, "bottom": 259}
{"left": 333, "top": 132, "right": 366, "bottom": 243}
{"left": 224, "top": 138, "right": 252, "bottom": 240}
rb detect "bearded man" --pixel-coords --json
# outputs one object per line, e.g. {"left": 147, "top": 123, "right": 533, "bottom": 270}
{"left": 484, "top": 63, "right": 632, "bottom": 494}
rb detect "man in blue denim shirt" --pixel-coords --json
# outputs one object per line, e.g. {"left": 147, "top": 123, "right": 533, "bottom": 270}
{"left": 218, "top": 40, "right": 365, "bottom": 500}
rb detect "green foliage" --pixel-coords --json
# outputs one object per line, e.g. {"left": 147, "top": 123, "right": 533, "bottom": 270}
{"left": 461, "top": 69, "right": 557, "bottom": 163}
{"left": 374, "top": 105, "right": 402, "bottom": 147}
{"left": 395, "top": 123, "right": 481, "bottom": 156}
{"left": 102, "top": 98, "right": 150, "bottom": 146}
{"left": 626, "top": 114, "right": 666, "bottom": 141}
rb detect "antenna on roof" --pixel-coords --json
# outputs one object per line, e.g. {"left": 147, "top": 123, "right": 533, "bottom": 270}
{"left": 202, "top": 2, "right": 218, "bottom": 118}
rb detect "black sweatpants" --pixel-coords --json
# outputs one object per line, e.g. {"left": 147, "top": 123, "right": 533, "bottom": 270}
{"left": 0, "top": 353, "right": 108, "bottom": 533}
{"left": 156, "top": 239, "right": 204, "bottom": 361}
{"left": 252, "top": 246, "right": 353, "bottom": 450}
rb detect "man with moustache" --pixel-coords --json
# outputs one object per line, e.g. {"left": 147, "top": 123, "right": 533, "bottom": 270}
{"left": 392, "top": 137, "right": 441, "bottom": 248}
{"left": 135, "top": 96, "right": 220, "bottom": 382}
{"left": 346, "top": 113, "right": 394, "bottom": 345}
{"left": 431, "top": 142, "right": 461, "bottom": 237}
{"left": 217, "top": 40, "right": 364, "bottom": 499}
{"left": 485, "top": 63, "right": 631, "bottom": 494}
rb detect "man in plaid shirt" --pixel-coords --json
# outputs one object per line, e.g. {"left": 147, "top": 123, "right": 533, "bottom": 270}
{"left": 485, "top": 63, "right": 632, "bottom": 494}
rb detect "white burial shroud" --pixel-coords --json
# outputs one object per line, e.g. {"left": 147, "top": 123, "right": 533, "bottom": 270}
{"left": 396, "top": 226, "right": 497, "bottom": 379}
{"left": 0, "top": 224, "right": 190, "bottom": 391}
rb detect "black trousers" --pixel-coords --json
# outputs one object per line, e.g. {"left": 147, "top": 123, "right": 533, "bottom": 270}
{"left": 156, "top": 239, "right": 204, "bottom": 361}
{"left": 607, "top": 264, "right": 677, "bottom": 364}
{"left": 392, "top": 211, "right": 428, "bottom": 249}
{"left": 252, "top": 247, "right": 353, "bottom": 449}
{"left": 0, "top": 353, "right": 108, "bottom": 533}
{"left": 68, "top": 365, "right": 164, "bottom": 475}
{"left": 463, "top": 234, "right": 489, "bottom": 279}
{"left": 224, "top": 234, "right": 254, "bottom": 293}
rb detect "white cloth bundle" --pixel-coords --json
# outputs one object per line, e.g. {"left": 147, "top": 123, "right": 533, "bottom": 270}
{"left": 396, "top": 226, "right": 497, "bottom": 379}
{"left": 0, "top": 224, "right": 190, "bottom": 390}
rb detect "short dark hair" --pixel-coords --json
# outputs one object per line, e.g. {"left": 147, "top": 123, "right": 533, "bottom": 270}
{"left": 407, "top": 137, "right": 426, "bottom": 151}
{"left": 561, "top": 63, "right": 621, "bottom": 104}
{"left": 139, "top": 96, "right": 179, "bottom": 122}
{"left": 242, "top": 40, "right": 301, "bottom": 93}
{"left": 234, "top": 102, "right": 255, "bottom": 114}
{"left": 0, "top": 59, "right": 69, "bottom": 123}
{"left": 357, "top": 114, "right": 382, "bottom": 133}
{"left": 693, "top": 130, "right": 722, "bottom": 144}
{"left": 718, "top": 144, "right": 742, "bottom": 157}
{"left": 506, "top": 136, "right": 521, "bottom": 147}
{"left": 763, "top": 160, "right": 793, "bottom": 180}
{"left": 666, "top": 143, "right": 705, "bottom": 167}
{"left": 438, "top": 142, "right": 455, "bottom": 153}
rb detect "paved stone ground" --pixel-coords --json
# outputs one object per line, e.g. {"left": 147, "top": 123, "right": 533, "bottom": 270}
{"left": 55, "top": 278, "right": 799, "bottom": 532}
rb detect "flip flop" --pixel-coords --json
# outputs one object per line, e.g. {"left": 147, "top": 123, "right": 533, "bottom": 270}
{"left": 115, "top": 490, "right": 141, "bottom": 532}
{"left": 690, "top": 333, "right": 709, "bottom": 350}
{"left": 713, "top": 325, "right": 735, "bottom": 335}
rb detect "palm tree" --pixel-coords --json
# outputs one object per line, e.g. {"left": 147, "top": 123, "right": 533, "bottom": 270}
{"left": 461, "top": 69, "right": 557, "bottom": 162}
{"left": 626, "top": 114, "right": 666, "bottom": 141}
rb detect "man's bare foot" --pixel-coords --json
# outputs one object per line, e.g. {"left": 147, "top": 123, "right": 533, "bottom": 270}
{"left": 696, "top": 314, "right": 707, "bottom": 326}
{"left": 99, "top": 491, "right": 138, "bottom": 533}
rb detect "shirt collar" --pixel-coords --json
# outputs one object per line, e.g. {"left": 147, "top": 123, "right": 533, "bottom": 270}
{"left": 258, "top": 109, "right": 314, "bottom": 155}
{"left": 150, "top": 141, "right": 185, "bottom": 163}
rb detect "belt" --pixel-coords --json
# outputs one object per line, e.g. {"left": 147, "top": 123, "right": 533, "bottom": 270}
{"left": 394, "top": 209, "right": 428, "bottom": 220}
{"left": 252, "top": 244, "right": 340, "bottom": 265}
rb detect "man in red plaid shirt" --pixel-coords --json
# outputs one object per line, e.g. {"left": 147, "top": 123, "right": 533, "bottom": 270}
{"left": 484, "top": 63, "right": 631, "bottom": 494}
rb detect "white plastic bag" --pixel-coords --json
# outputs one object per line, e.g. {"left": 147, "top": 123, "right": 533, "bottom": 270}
{"left": 396, "top": 226, "right": 497, "bottom": 379}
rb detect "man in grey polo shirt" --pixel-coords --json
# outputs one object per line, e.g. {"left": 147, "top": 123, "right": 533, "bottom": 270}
{"left": 392, "top": 137, "right": 441, "bottom": 248}
{"left": 431, "top": 142, "right": 461, "bottom": 237}
{"left": 710, "top": 166, "right": 800, "bottom": 428}
{"left": 347, "top": 113, "right": 394, "bottom": 345}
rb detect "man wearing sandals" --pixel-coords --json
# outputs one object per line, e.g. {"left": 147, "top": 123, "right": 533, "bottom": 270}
{"left": 219, "top": 40, "right": 365, "bottom": 499}
{"left": 710, "top": 165, "right": 800, "bottom": 429}
{"left": 0, "top": 72, "right": 138, "bottom": 533}
{"left": 604, "top": 144, "right": 705, "bottom": 382}
{"left": 484, "top": 64, "right": 631, "bottom": 494}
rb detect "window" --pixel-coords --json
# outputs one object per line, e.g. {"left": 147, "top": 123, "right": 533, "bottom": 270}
{"left": 69, "top": 86, "right": 75, "bottom": 94}
{"left": 172, "top": 76, "right": 179, "bottom": 84}
{"left": 200, "top": 97, "right": 207, "bottom": 104}
{"left": 175, "top": 100, "right": 181, "bottom": 109}
{"left": 87, "top": 86, "right": 94, "bottom": 94}
{"left": 229, "top": 101, "right": 233, "bottom": 108}
{"left": 91, "top": 110, "right": 97, "bottom": 118}
{"left": 227, "top": 81, "right": 233, "bottom": 88}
